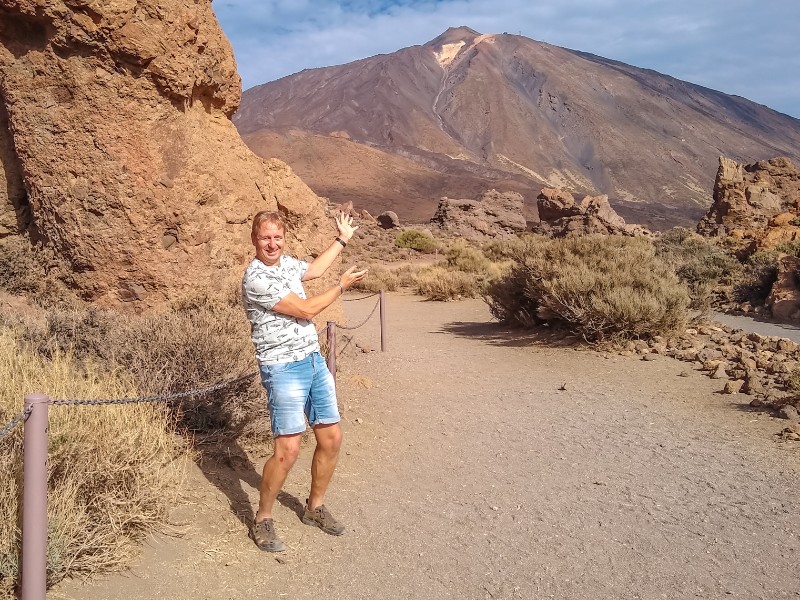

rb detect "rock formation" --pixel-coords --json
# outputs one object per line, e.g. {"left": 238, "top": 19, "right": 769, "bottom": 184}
{"left": 377, "top": 211, "right": 400, "bottom": 229}
{"left": 697, "top": 156, "right": 800, "bottom": 248}
{"left": 430, "top": 190, "right": 527, "bottom": 239}
{"left": 0, "top": 0, "right": 335, "bottom": 307}
{"left": 534, "top": 188, "right": 649, "bottom": 237}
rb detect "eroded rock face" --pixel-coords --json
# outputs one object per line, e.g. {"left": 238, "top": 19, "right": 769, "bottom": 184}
{"left": 535, "top": 188, "right": 649, "bottom": 237}
{"left": 430, "top": 190, "right": 527, "bottom": 239}
{"left": 0, "top": 0, "right": 334, "bottom": 307}
{"left": 697, "top": 156, "right": 800, "bottom": 246}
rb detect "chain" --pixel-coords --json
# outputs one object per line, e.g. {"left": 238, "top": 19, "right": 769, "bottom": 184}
{"left": 0, "top": 406, "right": 33, "bottom": 441}
{"left": 336, "top": 297, "right": 381, "bottom": 330}
{"left": 342, "top": 291, "right": 380, "bottom": 302}
{"left": 50, "top": 371, "right": 258, "bottom": 407}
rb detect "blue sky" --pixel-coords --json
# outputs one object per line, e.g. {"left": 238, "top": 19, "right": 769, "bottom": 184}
{"left": 213, "top": 0, "right": 800, "bottom": 119}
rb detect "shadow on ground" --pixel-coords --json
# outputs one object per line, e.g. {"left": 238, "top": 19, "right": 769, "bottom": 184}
{"left": 193, "top": 437, "right": 307, "bottom": 531}
{"left": 440, "top": 320, "right": 584, "bottom": 348}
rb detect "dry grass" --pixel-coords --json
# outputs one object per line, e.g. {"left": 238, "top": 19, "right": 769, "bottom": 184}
{"left": 20, "top": 291, "right": 266, "bottom": 438}
{"left": 0, "top": 330, "right": 183, "bottom": 591}
{"left": 415, "top": 266, "right": 481, "bottom": 301}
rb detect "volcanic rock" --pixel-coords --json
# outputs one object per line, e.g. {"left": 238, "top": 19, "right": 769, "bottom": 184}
{"left": 377, "top": 211, "right": 400, "bottom": 229}
{"left": 535, "top": 188, "right": 650, "bottom": 237}
{"left": 0, "top": 0, "right": 335, "bottom": 307}
{"left": 697, "top": 156, "right": 800, "bottom": 246}
{"left": 430, "top": 190, "right": 527, "bottom": 239}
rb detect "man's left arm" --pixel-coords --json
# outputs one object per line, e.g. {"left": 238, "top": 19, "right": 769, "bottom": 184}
{"left": 302, "top": 212, "right": 358, "bottom": 281}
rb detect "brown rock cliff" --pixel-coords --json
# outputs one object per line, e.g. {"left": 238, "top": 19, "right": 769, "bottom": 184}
{"left": 0, "top": 0, "right": 336, "bottom": 307}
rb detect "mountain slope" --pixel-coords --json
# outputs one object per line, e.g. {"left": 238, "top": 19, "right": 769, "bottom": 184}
{"left": 234, "top": 27, "right": 800, "bottom": 228}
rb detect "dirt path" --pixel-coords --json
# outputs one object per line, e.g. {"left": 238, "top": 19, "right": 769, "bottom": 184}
{"left": 54, "top": 293, "right": 800, "bottom": 600}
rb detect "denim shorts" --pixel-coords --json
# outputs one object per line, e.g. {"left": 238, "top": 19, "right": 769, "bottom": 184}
{"left": 259, "top": 351, "right": 340, "bottom": 436}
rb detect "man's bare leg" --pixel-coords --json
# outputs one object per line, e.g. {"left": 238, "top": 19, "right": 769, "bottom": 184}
{"left": 255, "top": 433, "right": 302, "bottom": 522}
{"left": 307, "top": 423, "right": 343, "bottom": 509}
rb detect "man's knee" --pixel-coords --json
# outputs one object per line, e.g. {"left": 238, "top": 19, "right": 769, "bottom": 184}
{"left": 315, "top": 423, "right": 343, "bottom": 453}
{"left": 273, "top": 435, "right": 302, "bottom": 468}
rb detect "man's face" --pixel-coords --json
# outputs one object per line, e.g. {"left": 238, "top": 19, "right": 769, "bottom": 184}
{"left": 252, "top": 221, "right": 285, "bottom": 266}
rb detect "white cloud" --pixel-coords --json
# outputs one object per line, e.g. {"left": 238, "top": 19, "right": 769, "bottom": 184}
{"left": 213, "top": 0, "right": 800, "bottom": 118}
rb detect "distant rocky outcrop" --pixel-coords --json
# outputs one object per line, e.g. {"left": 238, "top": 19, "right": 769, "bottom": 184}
{"left": 534, "top": 188, "right": 650, "bottom": 237}
{"left": 430, "top": 190, "right": 527, "bottom": 239}
{"left": 697, "top": 156, "right": 800, "bottom": 248}
{"left": 0, "top": 0, "right": 335, "bottom": 307}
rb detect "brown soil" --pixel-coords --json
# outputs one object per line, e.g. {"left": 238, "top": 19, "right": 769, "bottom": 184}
{"left": 53, "top": 293, "right": 800, "bottom": 600}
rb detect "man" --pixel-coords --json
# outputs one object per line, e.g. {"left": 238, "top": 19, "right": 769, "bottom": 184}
{"left": 241, "top": 210, "right": 367, "bottom": 552}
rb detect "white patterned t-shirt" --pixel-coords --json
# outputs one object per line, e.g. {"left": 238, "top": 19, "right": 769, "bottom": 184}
{"left": 241, "top": 255, "right": 320, "bottom": 364}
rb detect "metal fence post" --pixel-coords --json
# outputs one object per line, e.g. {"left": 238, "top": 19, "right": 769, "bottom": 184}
{"left": 326, "top": 321, "right": 337, "bottom": 378}
{"left": 22, "top": 393, "right": 49, "bottom": 600}
{"left": 379, "top": 290, "right": 386, "bottom": 352}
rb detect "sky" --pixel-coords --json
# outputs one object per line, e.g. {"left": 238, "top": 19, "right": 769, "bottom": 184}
{"left": 213, "top": 0, "right": 800, "bottom": 120}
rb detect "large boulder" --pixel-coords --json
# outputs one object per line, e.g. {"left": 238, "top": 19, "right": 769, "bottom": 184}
{"left": 0, "top": 0, "right": 335, "bottom": 307}
{"left": 430, "top": 189, "right": 527, "bottom": 239}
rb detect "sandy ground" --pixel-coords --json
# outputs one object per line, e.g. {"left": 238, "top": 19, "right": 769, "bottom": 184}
{"left": 53, "top": 293, "right": 800, "bottom": 600}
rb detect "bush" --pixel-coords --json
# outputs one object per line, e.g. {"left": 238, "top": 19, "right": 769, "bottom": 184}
{"left": 415, "top": 266, "right": 481, "bottom": 301}
{"left": 352, "top": 265, "right": 400, "bottom": 293}
{"left": 20, "top": 292, "right": 264, "bottom": 436}
{"left": 394, "top": 229, "right": 439, "bottom": 253}
{"left": 0, "top": 330, "right": 182, "bottom": 590}
{"left": 655, "top": 228, "right": 740, "bottom": 311}
{"left": 733, "top": 250, "right": 779, "bottom": 306}
{"left": 484, "top": 235, "right": 689, "bottom": 343}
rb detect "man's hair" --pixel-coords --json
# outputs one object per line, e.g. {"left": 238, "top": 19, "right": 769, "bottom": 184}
{"left": 251, "top": 211, "right": 286, "bottom": 236}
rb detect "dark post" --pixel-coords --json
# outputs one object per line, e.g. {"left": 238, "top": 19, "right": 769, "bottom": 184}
{"left": 379, "top": 290, "right": 386, "bottom": 352}
{"left": 22, "top": 393, "right": 49, "bottom": 600}
{"left": 326, "top": 321, "right": 337, "bottom": 378}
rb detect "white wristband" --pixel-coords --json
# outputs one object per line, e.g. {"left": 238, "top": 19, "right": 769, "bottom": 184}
{"left": 338, "top": 283, "right": 345, "bottom": 294}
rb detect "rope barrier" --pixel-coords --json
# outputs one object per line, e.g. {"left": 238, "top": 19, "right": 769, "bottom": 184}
{"left": 342, "top": 291, "right": 380, "bottom": 302}
{"left": 0, "top": 405, "right": 32, "bottom": 441}
{"left": 336, "top": 297, "right": 380, "bottom": 330}
{"left": 50, "top": 371, "right": 258, "bottom": 408}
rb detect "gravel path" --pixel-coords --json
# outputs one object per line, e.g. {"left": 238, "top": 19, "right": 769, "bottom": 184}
{"left": 55, "top": 293, "right": 800, "bottom": 600}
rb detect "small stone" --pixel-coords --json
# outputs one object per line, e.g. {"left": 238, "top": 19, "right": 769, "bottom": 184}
{"left": 778, "top": 405, "right": 799, "bottom": 421}
{"left": 678, "top": 370, "right": 690, "bottom": 377}
{"left": 722, "top": 380, "right": 743, "bottom": 394}
{"left": 354, "top": 417, "right": 363, "bottom": 424}
{"left": 641, "top": 354, "right": 656, "bottom": 361}
{"left": 710, "top": 364, "right": 728, "bottom": 380}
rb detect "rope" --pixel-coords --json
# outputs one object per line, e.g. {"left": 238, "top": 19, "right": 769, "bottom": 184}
{"left": 0, "top": 406, "right": 33, "bottom": 441}
{"left": 342, "top": 291, "right": 380, "bottom": 302}
{"left": 50, "top": 371, "right": 258, "bottom": 407}
{"left": 336, "top": 297, "right": 381, "bottom": 330}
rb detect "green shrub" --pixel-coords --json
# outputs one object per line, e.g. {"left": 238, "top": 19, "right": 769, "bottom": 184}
{"left": 484, "top": 235, "right": 689, "bottom": 342}
{"left": 655, "top": 228, "right": 739, "bottom": 311}
{"left": 394, "top": 229, "right": 439, "bottom": 253}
